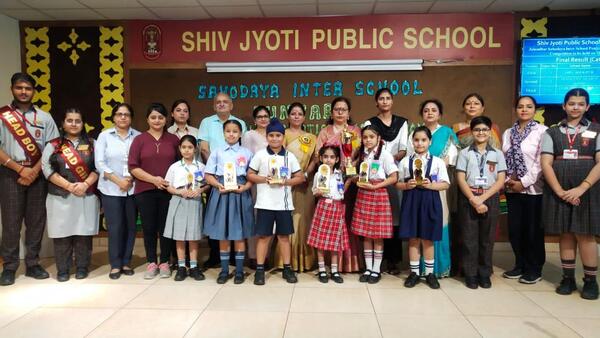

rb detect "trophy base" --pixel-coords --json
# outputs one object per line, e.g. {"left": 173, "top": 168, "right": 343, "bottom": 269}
{"left": 357, "top": 181, "right": 369, "bottom": 187}
{"left": 318, "top": 187, "right": 330, "bottom": 194}
{"left": 269, "top": 178, "right": 284, "bottom": 185}
{"left": 345, "top": 167, "right": 357, "bottom": 176}
{"left": 223, "top": 184, "right": 238, "bottom": 191}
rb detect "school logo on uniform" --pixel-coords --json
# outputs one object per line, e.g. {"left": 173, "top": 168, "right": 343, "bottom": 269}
{"left": 582, "top": 138, "right": 590, "bottom": 147}
{"left": 35, "top": 129, "right": 41, "bottom": 138}
{"left": 487, "top": 161, "right": 496, "bottom": 173}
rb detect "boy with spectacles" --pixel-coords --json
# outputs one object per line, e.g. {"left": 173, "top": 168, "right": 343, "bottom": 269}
{"left": 455, "top": 116, "right": 506, "bottom": 289}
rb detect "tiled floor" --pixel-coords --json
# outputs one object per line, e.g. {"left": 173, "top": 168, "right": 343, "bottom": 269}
{"left": 0, "top": 242, "right": 598, "bottom": 338}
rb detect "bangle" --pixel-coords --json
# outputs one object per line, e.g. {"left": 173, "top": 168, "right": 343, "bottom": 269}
{"left": 582, "top": 180, "right": 592, "bottom": 188}
{"left": 3, "top": 158, "right": 11, "bottom": 166}
{"left": 83, "top": 181, "right": 90, "bottom": 187}
{"left": 17, "top": 166, "right": 24, "bottom": 174}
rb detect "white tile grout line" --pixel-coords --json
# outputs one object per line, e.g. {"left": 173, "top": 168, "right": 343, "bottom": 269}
{"left": 440, "top": 284, "right": 484, "bottom": 338}
{"left": 281, "top": 280, "right": 296, "bottom": 338}
{"left": 553, "top": 317, "right": 586, "bottom": 338}
{"left": 180, "top": 275, "right": 227, "bottom": 338}
{"left": 83, "top": 275, "right": 160, "bottom": 337}
{"left": 366, "top": 285, "right": 386, "bottom": 338}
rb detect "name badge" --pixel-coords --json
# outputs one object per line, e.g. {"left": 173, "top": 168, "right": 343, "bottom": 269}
{"left": 77, "top": 144, "right": 89, "bottom": 151}
{"left": 582, "top": 130, "right": 597, "bottom": 138}
{"left": 475, "top": 176, "right": 488, "bottom": 186}
{"left": 563, "top": 149, "right": 578, "bottom": 160}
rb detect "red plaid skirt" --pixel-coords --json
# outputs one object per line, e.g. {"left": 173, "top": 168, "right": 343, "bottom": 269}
{"left": 351, "top": 185, "right": 393, "bottom": 238}
{"left": 307, "top": 199, "right": 350, "bottom": 252}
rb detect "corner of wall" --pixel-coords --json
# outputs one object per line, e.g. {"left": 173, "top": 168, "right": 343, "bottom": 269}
{"left": 0, "top": 14, "right": 21, "bottom": 104}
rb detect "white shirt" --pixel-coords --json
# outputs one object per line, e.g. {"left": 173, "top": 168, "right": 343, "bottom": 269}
{"left": 359, "top": 148, "right": 398, "bottom": 181}
{"left": 312, "top": 168, "right": 344, "bottom": 201}
{"left": 249, "top": 147, "right": 301, "bottom": 211}
{"left": 165, "top": 159, "right": 206, "bottom": 190}
{"left": 398, "top": 152, "right": 450, "bottom": 184}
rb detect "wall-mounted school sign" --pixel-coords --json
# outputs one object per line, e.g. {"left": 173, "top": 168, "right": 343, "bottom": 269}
{"left": 128, "top": 13, "right": 514, "bottom": 66}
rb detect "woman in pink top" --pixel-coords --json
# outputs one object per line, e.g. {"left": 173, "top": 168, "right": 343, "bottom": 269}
{"left": 501, "top": 96, "right": 547, "bottom": 284}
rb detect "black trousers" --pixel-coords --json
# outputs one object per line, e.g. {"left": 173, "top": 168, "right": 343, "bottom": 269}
{"left": 458, "top": 192, "right": 499, "bottom": 278}
{"left": 135, "top": 189, "right": 172, "bottom": 264}
{"left": 0, "top": 166, "right": 47, "bottom": 270}
{"left": 506, "top": 193, "right": 545, "bottom": 276}
{"left": 102, "top": 194, "right": 137, "bottom": 269}
{"left": 54, "top": 236, "right": 93, "bottom": 273}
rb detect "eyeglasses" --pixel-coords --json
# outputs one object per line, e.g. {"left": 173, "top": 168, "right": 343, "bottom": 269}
{"left": 333, "top": 108, "right": 349, "bottom": 113}
{"left": 116, "top": 112, "right": 131, "bottom": 118}
{"left": 255, "top": 115, "right": 270, "bottom": 119}
{"left": 472, "top": 128, "right": 490, "bottom": 133}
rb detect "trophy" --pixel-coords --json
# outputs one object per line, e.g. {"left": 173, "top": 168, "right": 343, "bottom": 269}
{"left": 341, "top": 128, "right": 357, "bottom": 176}
{"left": 414, "top": 158, "right": 423, "bottom": 185}
{"left": 223, "top": 162, "right": 238, "bottom": 190}
{"left": 357, "top": 161, "right": 369, "bottom": 186}
{"left": 317, "top": 164, "right": 331, "bottom": 193}
{"left": 194, "top": 170, "right": 204, "bottom": 189}
{"left": 269, "top": 157, "right": 284, "bottom": 184}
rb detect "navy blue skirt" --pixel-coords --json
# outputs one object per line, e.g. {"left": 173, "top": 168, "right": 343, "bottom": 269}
{"left": 203, "top": 176, "right": 254, "bottom": 240}
{"left": 398, "top": 188, "right": 443, "bottom": 241}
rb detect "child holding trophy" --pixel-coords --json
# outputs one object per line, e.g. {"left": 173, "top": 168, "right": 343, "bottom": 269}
{"left": 248, "top": 118, "right": 305, "bottom": 285}
{"left": 164, "top": 135, "right": 211, "bottom": 282}
{"left": 397, "top": 126, "right": 450, "bottom": 289}
{"left": 351, "top": 125, "right": 398, "bottom": 284}
{"left": 307, "top": 145, "right": 350, "bottom": 283}
{"left": 204, "top": 120, "right": 254, "bottom": 284}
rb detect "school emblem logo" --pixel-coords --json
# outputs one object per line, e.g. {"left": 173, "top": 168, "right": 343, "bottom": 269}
{"left": 487, "top": 161, "right": 496, "bottom": 172}
{"left": 582, "top": 138, "right": 590, "bottom": 147}
{"left": 142, "top": 24, "right": 161, "bottom": 61}
{"left": 35, "top": 129, "right": 41, "bottom": 138}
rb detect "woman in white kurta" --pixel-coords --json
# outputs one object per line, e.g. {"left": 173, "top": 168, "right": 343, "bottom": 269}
{"left": 41, "top": 108, "right": 100, "bottom": 282}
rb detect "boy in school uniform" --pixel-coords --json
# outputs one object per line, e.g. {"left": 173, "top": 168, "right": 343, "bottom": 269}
{"left": 456, "top": 116, "right": 506, "bottom": 289}
{"left": 247, "top": 118, "right": 305, "bottom": 285}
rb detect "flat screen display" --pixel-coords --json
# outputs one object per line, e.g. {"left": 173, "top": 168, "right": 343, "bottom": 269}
{"left": 520, "top": 37, "right": 600, "bottom": 104}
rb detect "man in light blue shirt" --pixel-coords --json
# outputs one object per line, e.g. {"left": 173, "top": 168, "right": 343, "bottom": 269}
{"left": 197, "top": 92, "right": 247, "bottom": 162}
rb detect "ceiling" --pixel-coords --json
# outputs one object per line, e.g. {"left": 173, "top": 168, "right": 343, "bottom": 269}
{"left": 0, "top": 0, "right": 598, "bottom": 21}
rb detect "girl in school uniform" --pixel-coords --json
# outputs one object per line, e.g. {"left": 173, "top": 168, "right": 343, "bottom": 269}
{"left": 351, "top": 125, "right": 398, "bottom": 284}
{"left": 397, "top": 126, "right": 450, "bottom": 289}
{"left": 541, "top": 88, "right": 600, "bottom": 300}
{"left": 164, "top": 135, "right": 210, "bottom": 282}
{"left": 203, "top": 120, "right": 254, "bottom": 285}
{"left": 307, "top": 145, "right": 350, "bottom": 284}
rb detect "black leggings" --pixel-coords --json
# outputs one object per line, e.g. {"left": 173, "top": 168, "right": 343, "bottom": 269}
{"left": 135, "top": 189, "right": 172, "bottom": 264}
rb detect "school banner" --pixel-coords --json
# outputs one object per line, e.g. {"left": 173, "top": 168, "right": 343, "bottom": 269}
{"left": 128, "top": 13, "right": 514, "bottom": 66}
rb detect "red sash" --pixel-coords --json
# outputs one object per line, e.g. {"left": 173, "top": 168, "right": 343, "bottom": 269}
{"left": 52, "top": 139, "right": 95, "bottom": 192}
{"left": 0, "top": 105, "right": 41, "bottom": 164}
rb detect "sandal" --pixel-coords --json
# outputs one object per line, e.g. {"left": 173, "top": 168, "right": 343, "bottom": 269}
{"left": 331, "top": 272, "right": 344, "bottom": 284}
{"left": 317, "top": 271, "right": 329, "bottom": 283}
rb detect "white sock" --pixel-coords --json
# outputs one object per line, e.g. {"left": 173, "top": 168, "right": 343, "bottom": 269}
{"left": 410, "top": 260, "right": 420, "bottom": 275}
{"left": 331, "top": 263, "right": 338, "bottom": 274}
{"left": 424, "top": 259, "right": 435, "bottom": 275}
{"left": 373, "top": 250, "right": 384, "bottom": 273}
{"left": 318, "top": 261, "right": 326, "bottom": 272}
{"left": 364, "top": 250, "right": 373, "bottom": 274}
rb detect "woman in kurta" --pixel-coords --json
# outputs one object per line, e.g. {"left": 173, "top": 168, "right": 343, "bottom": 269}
{"left": 452, "top": 93, "right": 501, "bottom": 150}
{"left": 273, "top": 102, "right": 317, "bottom": 272}
{"left": 407, "top": 99, "right": 458, "bottom": 278}
{"left": 42, "top": 108, "right": 100, "bottom": 282}
{"left": 315, "top": 96, "right": 362, "bottom": 272}
{"left": 241, "top": 105, "right": 270, "bottom": 268}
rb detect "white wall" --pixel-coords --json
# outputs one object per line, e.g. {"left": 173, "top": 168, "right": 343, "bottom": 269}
{"left": 0, "top": 13, "right": 21, "bottom": 249}
{"left": 0, "top": 14, "right": 21, "bottom": 103}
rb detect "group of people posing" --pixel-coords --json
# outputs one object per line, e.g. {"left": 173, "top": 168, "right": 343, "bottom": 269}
{"left": 0, "top": 72, "right": 598, "bottom": 301}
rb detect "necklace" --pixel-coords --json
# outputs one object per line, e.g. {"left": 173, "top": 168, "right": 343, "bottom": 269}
{"left": 155, "top": 142, "right": 160, "bottom": 154}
